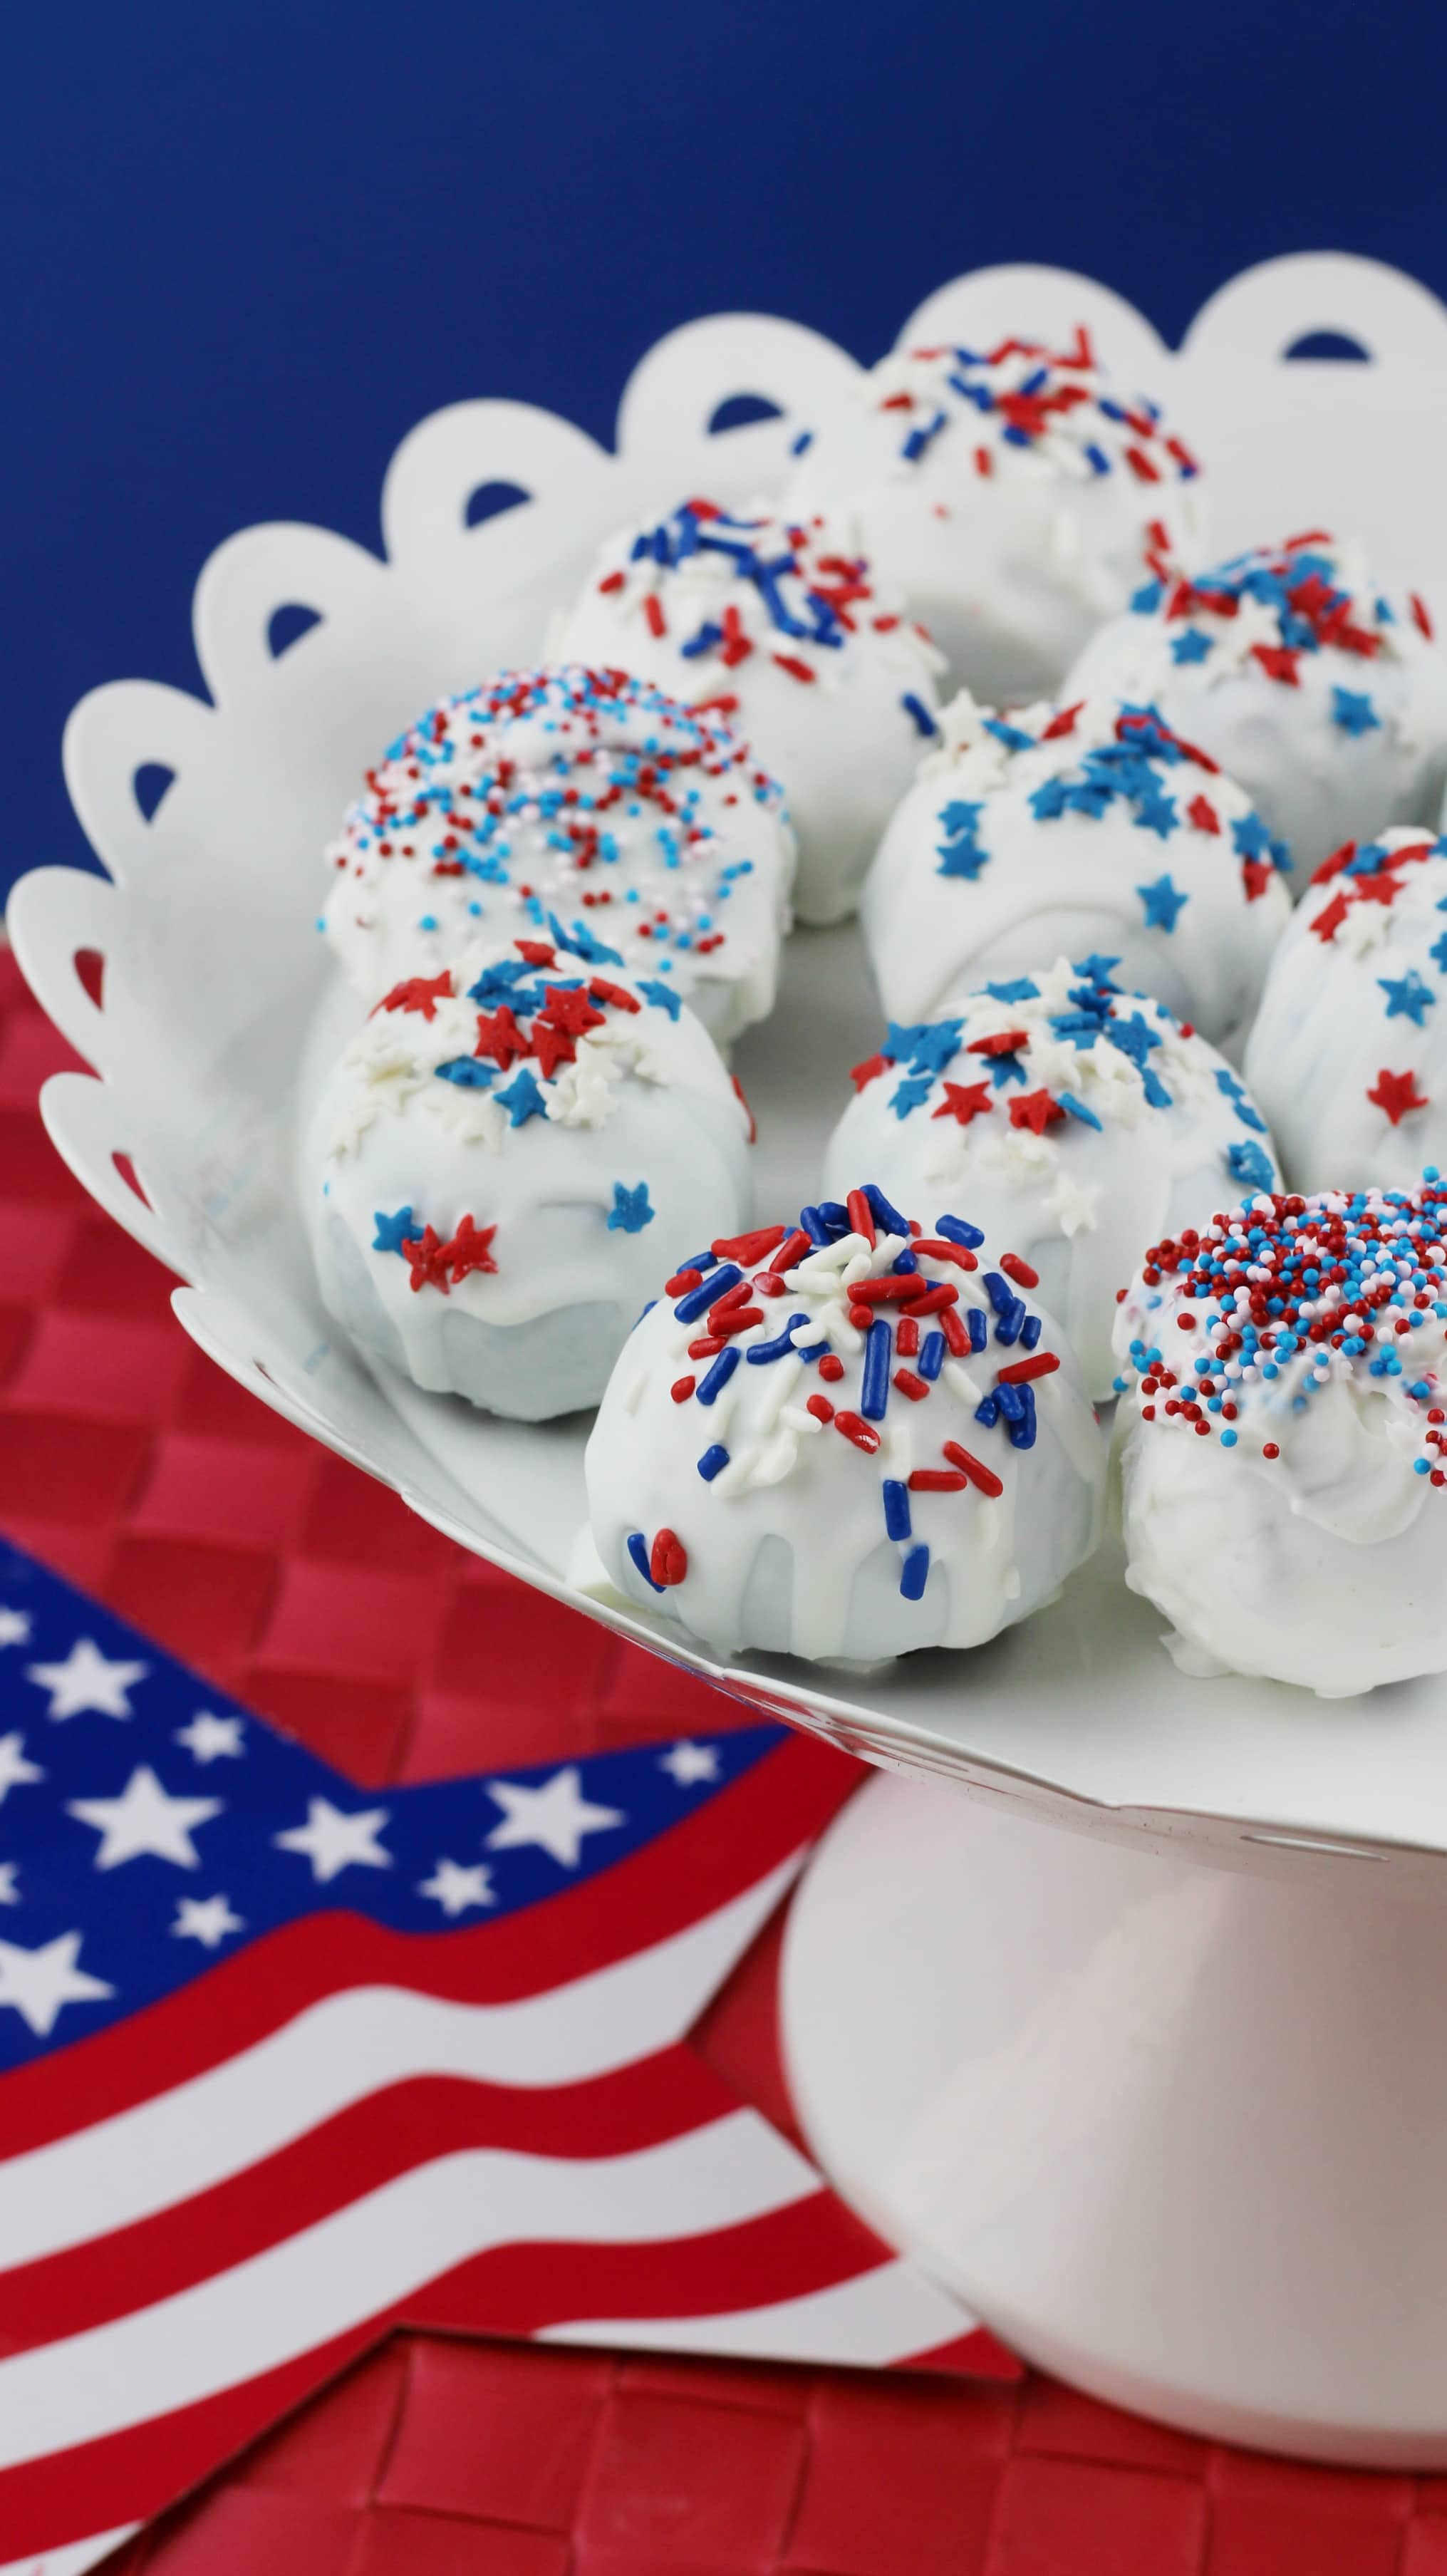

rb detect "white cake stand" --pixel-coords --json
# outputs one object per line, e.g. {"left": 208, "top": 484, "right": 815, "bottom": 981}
{"left": 15, "top": 257, "right": 1447, "bottom": 2463}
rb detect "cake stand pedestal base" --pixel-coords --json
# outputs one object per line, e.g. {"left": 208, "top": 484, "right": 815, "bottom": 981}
{"left": 781, "top": 1771, "right": 1447, "bottom": 2465}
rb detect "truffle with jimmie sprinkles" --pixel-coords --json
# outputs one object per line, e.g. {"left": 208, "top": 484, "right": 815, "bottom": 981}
{"left": 784, "top": 329, "right": 1206, "bottom": 703}
{"left": 304, "top": 933, "right": 752, "bottom": 1422}
{"left": 1114, "top": 1177, "right": 1447, "bottom": 1696}
{"left": 1067, "top": 534, "right": 1447, "bottom": 889}
{"left": 1245, "top": 829, "right": 1447, "bottom": 1192}
{"left": 859, "top": 693, "right": 1291, "bottom": 1055}
{"left": 586, "top": 1185, "right": 1105, "bottom": 1664}
{"left": 552, "top": 497, "right": 945, "bottom": 926}
{"left": 320, "top": 666, "right": 795, "bottom": 1049}
{"left": 824, "top": 964, "right": 1280, "bottom": 1397}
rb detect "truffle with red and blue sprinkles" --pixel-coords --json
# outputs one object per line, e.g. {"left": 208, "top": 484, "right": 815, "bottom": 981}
{"left": 1245, "top": 829, "right": 1447, "bottom": 1191}
{"left": 584, "top": 1185, "right": 1105, "bottom": 1662}
{"left": 784, "top": 329, "right": 1208, "bottom": 703}
{"left": 1113, "top": 1176, "right": 1447, "bottom": 1695}
{"left": 320, "top": 665, "right": 795, "bottom": 1049}
{"left": 859, "top": 692, "right": 1291, "bottom": 1053}
{"left": 824, "top": 963, "right": 1280, "bottom": 1396}
{"left": 552, "top": 498, "right": 945, "bottom": 925}
{"left": 1068, "top": 534, "right": 1447, "bottom": 888}
{"left": 304, "top": 934, "right": 752, "bottom": 1421}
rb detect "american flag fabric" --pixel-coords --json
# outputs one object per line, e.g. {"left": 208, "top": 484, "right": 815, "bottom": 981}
{"left": 0, "top": 1541, "right": 1005, "bottom": 2576}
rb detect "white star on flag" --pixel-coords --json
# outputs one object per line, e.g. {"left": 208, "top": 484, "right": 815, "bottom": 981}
{"left": 417, "top": 1858, "right": 496, "bottom": 1916}
{"left": 173, "top": 1712, "right": 246, "bottom": 1764}
{"left": 0, "top": 1930, "right": 113, "bottom": 2037}
{"left": 658, "top": 1740, "right": 720, "bottom": 1786}
{"left": 0, "top": 1863, "right": 19, "bottom": 1905}
{"left": 274, "top": 1798, "right": 393, "bottom": 1883}
{"left": 67, "top": 1767, "right": 223, "bottom": 1871}
{"left": 0, "top": 1732, "right": 44, "bottom": 1804}
{"left": 172, "top": 1894, "right": 245, "bottom": 1949}
{"left": 0, "top": 1606, "right": 32, "bottom": 1648}
{"left": 25, "top": 1638, "right": 148, "bottom": 1721}
{"left": 484, "top": 1766, "right": 626, "bottom": 1868}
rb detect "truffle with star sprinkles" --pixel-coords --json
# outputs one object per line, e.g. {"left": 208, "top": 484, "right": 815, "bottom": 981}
{"left": 319, "top": 665, "right": 795, "bottom": 1049}
{"left": 551, "top": 497, "right": 945, "bottom": 925}
{"left": 1113, "top": 1179, "right": 1447, "bottom": 1696}
{"left": 823, "top": 965, "right": 1280, "bottom": 1398}
{"left": 1244, "top": 829, "right": 1447, "bottom": 1192}
{"left": 585, "top": 1185, "right": 1105, "bottom": 1664}
{"left": 859, "top": 693, "right": 1292, "bottom": 1054}
{"left": 784, "top": 329, "right": 1207, "bottom": 703}
{"left": 1067, "top": 534, "right": 1447, "bottom": 889}
{"left": 304, "top": 933, "right": 752, "bottom": 1421}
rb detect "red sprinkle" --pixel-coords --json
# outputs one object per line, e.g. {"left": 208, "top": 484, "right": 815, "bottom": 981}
{"left": 650, "top": 1527, "right": 688, "bottom": 1587}
{"left": 896, "top": 1316, "right": 920, "bottom": 1357}
{"left": 665, "top": 1268, "right": 703, "bottom": 1296}
{"left": 834, "top": 1410, "right": 881, "bottom": 1454}
{"left": 941, "top": 1441, "right": 1005, "bottom": 1499}
{"left": 914, "top": 1236, "right": 979, "bottom": 1272}
{"left": 846, "top": 1188, "right": 876, "bottom": 1246}
{"left": 939, "top": 1306, "right": 970, "bottom": 1357}
{"left": 806, "top": 1393, "right": 835, "bottom": 1424}
{"left": 908, "top": 1469, "right": 969, "bottom": 1492}
{"left": 996, "top": 1350, "right": 1060, "bottom": 1384}
{"left": 817, "top": 1354, "right": 846, "bottom": 1383}
{"left": 893, "top": 1368, "right": 930, "bottom": 1401}
{"left": 903, "top": 1282, "right": 960, "bottom": 1316}
{"left": 1262, "top": 1443, "right": 1280, "bottom": 1460}
{"left": 643, "top": 594, "right": 667, "bottom": 638}
{"left": 670, "top": 1377, "right": 696, "bottom": 1404}
{"left": 1000, "top": 1251, "right": 1040, "bottom": 1288}
{"left": 712, "top": 1225, "right": 787, "bottom": 1264}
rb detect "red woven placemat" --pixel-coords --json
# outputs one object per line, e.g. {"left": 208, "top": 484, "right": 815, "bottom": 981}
{"left": 1, "top": 946, "right": 1436, "bottom": 2575}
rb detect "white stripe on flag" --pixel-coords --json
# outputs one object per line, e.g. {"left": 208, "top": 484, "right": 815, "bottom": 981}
{"left": 0, "top": 1855, "right": 801, "bottom": 2272}
{"left": 0, "top": 2110, "right": 819, "bottom": 2471}
{"left": 542, "top": 2256, "right": 976, "bottom": 2366}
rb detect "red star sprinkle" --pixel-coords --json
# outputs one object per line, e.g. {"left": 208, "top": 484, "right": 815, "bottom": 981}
{"left": 375, "top": 970, "right": 453, "bottom": 1020}
{"left": 850, "top": 1052, "right": 893, "bottom": 1091}
{"left": 530, "top": 1020, "right": 576, "bottom": 1080}
{"left": 514, "top": 941, "right": 557, "bottom": 966}
{"left": 1368, "top": 1068, "right": 1429, "bottom": 1125}
{"left": 968, "top": 1028, "right": 1030, "bottom": 1057}
{"left": 1251, "top": 643, "right": 1301, "bottom": 686}
{"left": 400, "top": 1225, "right": 452, "bottom": 1293}
{"left": 1041, "top": 701, "right": 1083, "bottom": 740}
{"left": 1241, "top": 860, "right": 1274, "bottom": 902}
{"left": 473, "top": 1004, "right": 533, "bottom": 1067}
{"left": 538, "top": 986, "right": 607, "bottom": 1038}
{"left": 1009, "top": 1089, "right": 1067, "bottom": 1135}
{"left": 444, "top": 1215, "right": 499, "bottom": 1283}
{"left": 1310, "top": 891, "right": 1349, "bottom": 943}
{"left": 1314, "top": 840, "right": 1357, "bottom": 884}
{"left": 1187, "top": 795, "right": 1219, "bottom": 834}
{"left": 931, "top": 1080, "right": 995, "bottom": 1125}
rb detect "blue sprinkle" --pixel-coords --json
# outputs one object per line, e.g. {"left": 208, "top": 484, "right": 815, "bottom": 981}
{"left": 608, "top": 1181, "right": 655, "bottom": 1233}
{"left": 1228, "top": 1139, "right": 1275, "bottom": 1192}
{"left": 1084, "top": 443, "right": 1111, "bottom": 475}
{"left": 1058, "top": 1090, "right": 1102, "bottom": 1131}
{"left": 1137, "top": 873, "right": 1188, "bottom": 931}
{"left": 373, "top": 1205, "right": 417, "bottom": 1253}
{"left": 435, "top": 1056, "right": 495, "bottom": 1087}
{"left": 919, "top": 1330, "right": 946, "bottom": 1380}
{"left": 861, "top": 1319, "right": 893, "bottom": 1420}
{"left": 1170, "top": 627, "right": 1213, "bottom": 665}
{"left": 985, "top": 978, "right": 1039, "bottom": 1003}
{"left": 882, "top": 1479, "right": 912, "bottom": 1541}
{"left": 1332, "top": 687, "right": 1381, "bottom": 737}
{"left": 638, "top": 978, "right": 682, "bottom": 1019}
{"left": 626, "top": 1532, "right": 664, "bottom": 1593}
{"left": 1131, "top": 579, "right": 1164, "bottom": 613}
{"left": 935, "top": 1213, "right": 985, "bottom": 1249}
{"left": 674, "top": 1263, "right": 742, "bottom": 1324}
{"left": 1020, "top": 1314, "right": 1042, "bottom": 1350}
{"left": 891, "top": 1074, "right": 934, "bottom": 1119}
{"left": 799, "top": 1205, "right": 833, "bottom": 1246}
{"left": 1380, "top": 971, "right": 1435, "bottom": 1026}
{"left": 495, "top": 1066, "right": 548, "bottom": 1127}
{"left": 902, "top": 692, "right": 938, "bottom": 738}
{"left": 790, "top": 428, "right": 814, "bottom": 456}
{"left": 984, "top": 718, "right": 1036, "bottom": 753}
{"left": 975, "top": 1393, "right": 1001, "bottom": 1427}
{"left": 966, "top": 1308, "right": 987, "bottom": 1353}
{"left": 816, "top": 1199, "right": 854, "bottom": 1237}
{"left": 747, "top": 1313, "right": 809, "bottom": 1363}
{"left": 995, "top": 1381, "right": 1026, "bottom": 1424}
{"left": 993, "top": 1298, "right": 1025, "bottom": 1347}
{"left": 1006, "top": 1384, "right": 1037, "bottom": 1449}
{"left": 546, "top": 911, "right": 624, "bottom": 968}
{"left": 863, "top": 1182, "right": 911, "bottom": 1237}
{"left": 899, "top": 1543, "right": 930, "bottom": 1602}
{"left": 697, "top": 1444, "right": 730, "bottom": 1480}
{"left": 697, "top": 1345, "right": 741, "bottom": 1405}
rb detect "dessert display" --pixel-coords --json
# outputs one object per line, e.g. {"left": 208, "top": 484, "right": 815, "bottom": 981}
{"left": 1114, "top": 1179, "right": 1447, "bottom": 1696}
{"left": 824, "top": 966, "right": 1280, "bottom": 1397}
{"left": 552, "top": 497, "right": 945, "bottom": 925}
{"left": 859, "top": 693, "right": 1292, "bottom": 1054}
{"left": 784, "top": 329, "right": 1206, "bottom": 701}
{"left": 1067, "top": 534, "right": 1447, "bottom": 888}
{"left": 1245, "top": 829, "right": 1447, "bottom": 1194}
{"left": 585, "top": 1186, "right": 1106, "bottom": 1662}
{"left": 305, "top": 933, "right": 752, "bottom": 1420}
{"left": 319, "top": 665, "right": 796, "bottom": 1048}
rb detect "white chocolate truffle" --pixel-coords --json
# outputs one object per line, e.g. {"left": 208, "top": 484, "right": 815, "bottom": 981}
{"left": 785, "top": 329, "right": 1206, "bottom": 703}
{"left": 586, "top": 1184, "right": 1105, "bottom": 1665}
{"left": 1067, "top": 535, "right": 1447, "bottom": 890}
{"left": 306, "top": 933, "right": 752, "bottom": 1421}
{"left": 552, "top": 499, "right": 945, "bottom": 926}
{"left": 859, "top": 694, "right": 1292, "bottom": 1055}
{"left": 320, "top": 665, "right": 795, "bottom": 1050}
{"left": 1245, "top": 829, "right": 1447, "bottom": 1192}
{"left": 1114, "top": 1179, "right": 1447, "bottom": 1696}
{"left": 823, "top": 964, "right": 1280, "bottom": 1397}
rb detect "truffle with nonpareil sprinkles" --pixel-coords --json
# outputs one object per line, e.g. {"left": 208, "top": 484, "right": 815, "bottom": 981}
{"left": 1246, "top": 829, "right": 1447, "bottom": 1192}
{"left": 1069, "top": 534, "right": 1447, "bottom": 888}
{"left": 553, "top": 497, "right": 944, "bottom": 924}
{"left": 784, "top": 329, "right": 1207, "bottom": 702}
{"left": 860, "top": 692, "right": 1291, "bottom": 1054}
{"left": 319, "top": 665, "right": 795, "bottom": 1049}
{"left": 584, "top": 1184, "right": 1105, "bottom": 1662}
{"left": 304, "top": 932, "right": 752, "bottom": 1421}
{"left": 1114, "top": 1176, "right": 1447, "bottom": 1695}
{"left": 825, "top": 963, "right": 1280, "bottom": 1396}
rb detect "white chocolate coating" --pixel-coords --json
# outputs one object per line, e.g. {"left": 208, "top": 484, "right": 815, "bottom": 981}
{"left": 586, "top": 1189, "right": 1106, "bottom": 1665}
{"left": 785, "top": 331, "right": 1206, "bottom": 703}
{"left": 551, "top": 500, "right": 945, "bottom": 926}
{"left": 824, "top": 966, "right": 1280, "bottom": 1397}
{"left": 305, "top": 935, "right": 752, "bottom": 1421}
{"left": 1114, "top": 1179, "right": 1447, "bottom": 1695}
{"left": 859, "top": 693, "right": 1292, "bottom": 1055}
{"left": 319, "top": 665, "right": 796, "bottom": 1050}
{"left": 1245, "top": 829, "right": 1447, "bottom": 1194}
{"left": 1067, "top": 537, "right": 1447, "bottom": 891}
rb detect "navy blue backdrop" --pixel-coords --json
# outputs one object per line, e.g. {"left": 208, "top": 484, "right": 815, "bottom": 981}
{"left": 4, "top": 0, "right": 1444, "bottom": 901}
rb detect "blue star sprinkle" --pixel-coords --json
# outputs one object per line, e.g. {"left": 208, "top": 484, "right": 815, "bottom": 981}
{"left": 494, "top": 1067, "right": 549, "bottom": 1127}
{"left": 638, "top": 978, "right": 682, "bottom": 1019}
{"left": 1332, "top": 688, "right": 1381, "bottom": 737}
{"left": 1170, "top": 627, "right": 1213, "bottom": 664}
{"left": 1137, "top": 874, "right": 1188, "bottom": 932}
{"left": 890, "top": 1072, "right": 937, "bottom": 1119}
{"left": 1228, "top": 1139, "right": 1275, "bottom": 1191}
{"left": 608, "top": 1181, "right": 655, "bottom": 1233}
{"left": 985, "top": 978, "right": 1040, "bottom": 1003}
{"left": 372, "top": 1206, "right": 417, "bottom": 1252}
{"left": 435, "top": 1057, "right": 496, "bottom": 1087}
{"left": 1215, "top": 1065, "right": 1269, "bottom": 1133}
{"left": 884, "top": 1020, "right": 962, "bottom": 1075}
{"left": 1380, "top": 970, "right": 1436, "bottom": 1025}
{"left": 936, "top": 800, "right": 990, "bottom": 880}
